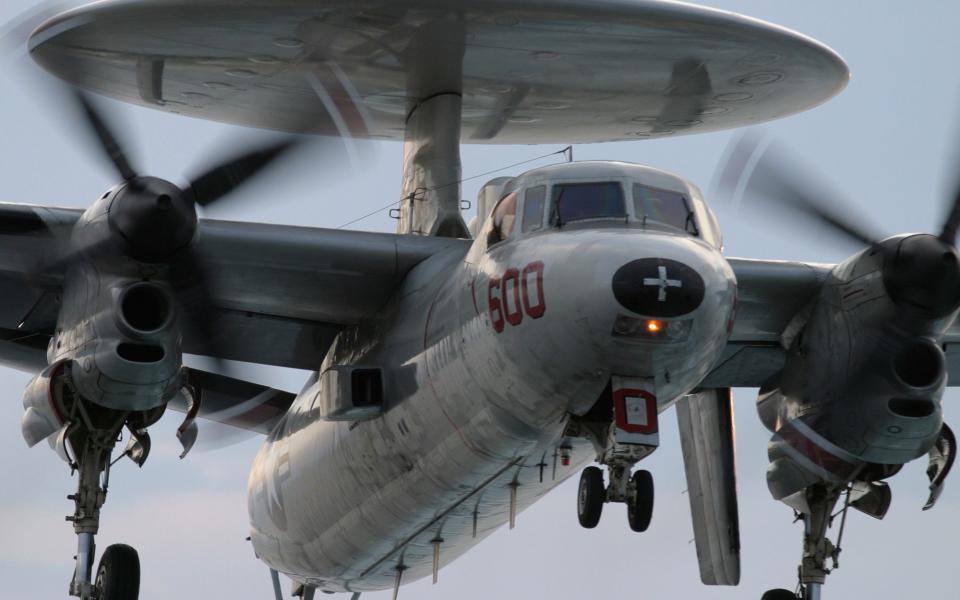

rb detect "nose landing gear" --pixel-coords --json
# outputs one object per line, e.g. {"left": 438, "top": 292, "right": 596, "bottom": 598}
{"left": 569, "top": 377, "right": 660, "bottom": 532}
{"left": 576, "top": 463, "right": 655, "bottom": 531}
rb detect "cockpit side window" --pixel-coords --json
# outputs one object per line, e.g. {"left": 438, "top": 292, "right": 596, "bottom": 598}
{"left": 486, "top": 192, "right": 518, "bottom": 247}
{"left": 522, "top": 186, "right": 546, "bottom": 233}
{"left": 633, "top": 183, "right": 699, "bottom": 236}
{"left": 551, "top": 182, "right": 625, "bottom": 226}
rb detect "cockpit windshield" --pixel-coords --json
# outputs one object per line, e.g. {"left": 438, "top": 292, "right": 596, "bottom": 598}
{"left": 633, "top": 183, "right": 699, "bottom": 235}
{"left": 551, "top": 182, "right": 626, "bottom": 226}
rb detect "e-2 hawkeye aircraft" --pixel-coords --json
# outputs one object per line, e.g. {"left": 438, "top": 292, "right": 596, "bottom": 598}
{"left": 0, "top": 1, "right": 955, "bottom": 600}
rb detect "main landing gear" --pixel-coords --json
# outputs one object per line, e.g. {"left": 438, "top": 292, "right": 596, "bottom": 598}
{"left": 49, "top": 367, "right": 190, "bottom": 599}
{"left": 577, "top": 464, "right": 655, "bottom": 532}
{"left": 763, "top": 484, "right": 853, "bottom": 600}
{"left": 65, "top": 408, "right": 148, "bottom": 600}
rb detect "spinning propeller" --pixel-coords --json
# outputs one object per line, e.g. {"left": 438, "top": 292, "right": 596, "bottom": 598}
{"left": 2, "top": 0, "right": 363, "bottom": 356}
{"left": 46, "top": 87, "right": 308, "bottom": 359}
{"left": 2, "top": 6, "right": 316, "bottom": 356}
{"left": 717, "top": 132, "right": 960, "bottom": 318}
{"left": 2, "top": 4, "right": 345, "bottom": 449}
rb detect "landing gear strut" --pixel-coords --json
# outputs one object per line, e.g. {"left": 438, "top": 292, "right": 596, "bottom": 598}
{"left": 66, "top": 422, "right": 142, "bottom": 600}
{"left": 68, "top": 427, "right": 116, "bottom": 599}
{"left": 764, "top": 485, "right": 844, "bottom": 600}
{"left": 52, "top": 373, "right": 165, "bottom": 600}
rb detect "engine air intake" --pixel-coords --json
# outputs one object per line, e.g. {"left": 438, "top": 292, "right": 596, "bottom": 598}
{"left": 893, "top": 339, "right": 943, "bottom": 389}
{"left": 120, "top": 282, "right": 171, "bottom": 333}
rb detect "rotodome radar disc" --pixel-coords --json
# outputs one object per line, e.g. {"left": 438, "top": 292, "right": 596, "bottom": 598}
{"left": 28, "top": 0, "right": 848, "bottom": 143}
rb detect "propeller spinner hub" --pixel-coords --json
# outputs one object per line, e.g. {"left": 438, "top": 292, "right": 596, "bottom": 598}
{"left": 883, "top": 234, "right": 960, "bottom": 318}
{"left": 107, "top": 176, "right": 197, "bottom": 263}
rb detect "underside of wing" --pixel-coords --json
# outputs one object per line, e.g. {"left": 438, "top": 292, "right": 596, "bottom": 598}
{"left": 169, "top": 368, "right": 296, "bottom": 434}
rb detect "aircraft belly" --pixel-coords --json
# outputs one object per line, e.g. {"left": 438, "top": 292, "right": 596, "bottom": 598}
{"left": 248, "top": 384, "right": 593, "bottom": 593}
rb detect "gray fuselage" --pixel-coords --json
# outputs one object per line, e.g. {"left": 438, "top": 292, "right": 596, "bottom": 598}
{"left": 246, "top": 162, "right": 737, "bottom": 592}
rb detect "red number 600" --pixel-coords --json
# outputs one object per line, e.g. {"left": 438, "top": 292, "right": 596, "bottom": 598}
{"left": 488, "top": 261, "right": 545, "bottom": 333}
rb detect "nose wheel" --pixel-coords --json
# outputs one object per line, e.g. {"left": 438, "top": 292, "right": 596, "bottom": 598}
{"left": 577, "top": 466, "right": 605, "bottom": 528}
{"left": 627, "top": 469, "right": 654, "bottom": 532}
{"left": 576, "top": 465, "right": 655, "bottom": 531}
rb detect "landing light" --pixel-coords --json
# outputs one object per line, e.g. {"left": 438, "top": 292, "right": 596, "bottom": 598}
{"left": 612, "top": 314, "right": 693, "bottom": 341}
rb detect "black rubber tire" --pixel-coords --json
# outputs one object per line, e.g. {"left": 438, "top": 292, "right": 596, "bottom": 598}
{"left": 577, "top": 466, "right": 605, "bottom": 528}
{"left": 627, "top": 469, "right": 654, "bottom": 532}
{"left": 761, "top": 589, "right": 797, "bottom": 600}
{"left": 95, "top": 544, "right": 140, "bottom": 600}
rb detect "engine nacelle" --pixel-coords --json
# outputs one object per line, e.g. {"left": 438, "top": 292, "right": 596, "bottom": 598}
{"left": 50, "top": 275, "right": 182, "bottom": 412}
{"left": 760, "top": 236, "right": 954, "bottom": 475}
{"left": 39, "top": 178, "right": 198, "bottom": 412}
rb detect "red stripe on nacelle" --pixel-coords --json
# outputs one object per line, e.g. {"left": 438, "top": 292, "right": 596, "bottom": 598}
{"left": 777, "top": 420, "right": 859, "bottom": 480}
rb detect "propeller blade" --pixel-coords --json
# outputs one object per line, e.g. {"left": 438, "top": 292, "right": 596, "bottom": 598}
{"left": 73, "top": 90, "right": 139, "bottom": 182}
{"left": 191, "top": 422, "right": 259, "bottom": 453}
{"left": 939, "top": 177, "right": 960, "bottom": 245}
{"left": 22, "top": 226, "right": 122, "bottom": 287}
{"left": 187, "top": 138, "right": 302, "bottom": 207}
{"left": 717, "top": 132, "right": 887, "bottom": 250}
{"left": 4, "top": 7, "right": 141, "bottom": 186}
{"left": 169, "top": 247, "right": 226, "bottom": 369}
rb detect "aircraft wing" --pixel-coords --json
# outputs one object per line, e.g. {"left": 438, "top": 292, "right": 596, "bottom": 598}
{"left": 0, "top": 203, "right": 468, "bottom": 374}
{"left": 701, "top": 258, "right": 832, "bottom": 388}
{"left": 168, "top": 368, "right": 297, "bottom": 435}
{"left": 704, "top": 257, "right": 960, "bottom": 387}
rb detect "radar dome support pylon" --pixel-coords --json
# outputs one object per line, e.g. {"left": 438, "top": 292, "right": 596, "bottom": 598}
{"left": 398, "top": 91, "right": 468, "bottom": 238}
{"left": 397, "top": 16, "right": 468, "bottom": 238}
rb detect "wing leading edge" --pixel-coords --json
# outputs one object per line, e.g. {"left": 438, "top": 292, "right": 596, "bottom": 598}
{"left": 708, "top": 257, "right": 960, "bottom": 386}
{"left": 0, "top": 204, "right": 468, "bottom": 373}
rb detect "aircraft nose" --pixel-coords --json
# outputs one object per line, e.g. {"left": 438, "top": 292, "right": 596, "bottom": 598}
{"left": 611, "top": 258, "right": 706, "bottom": 317}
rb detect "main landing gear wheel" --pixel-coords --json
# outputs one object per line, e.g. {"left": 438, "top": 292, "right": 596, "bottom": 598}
{"left": 627, "top": 469, "right": 654, "bottom": 532}
{"left": 761, "top": 589, "right": 798, "bottom": 600}
{"left": 95, "top": 544, "right": 140, "bottom": 600}
{"left": 577, "top": 466, "right": 605, "bottom": 528}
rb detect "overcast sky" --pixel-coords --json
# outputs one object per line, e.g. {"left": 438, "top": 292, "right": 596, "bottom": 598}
{"left": 1, "top": 1, "right": 958, "bottom": 599}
